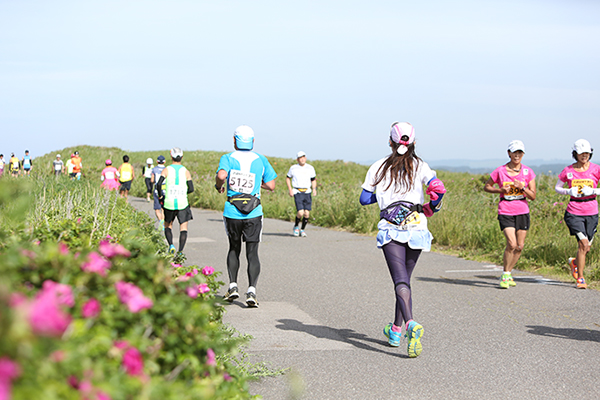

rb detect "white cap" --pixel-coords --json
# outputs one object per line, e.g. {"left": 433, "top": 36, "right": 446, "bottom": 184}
{"left": 296, "top": 151, "right": 306, "bottom": 158}
{"left": 390, "top": 122, "right": 415, "bottom": 155}
{"left": 573, "top": 139, "right": 592, "bottom": 154}
{"left": 234, "top": 125, "right": 255, "bottom": 150}
{"left": 170, "top": 147, "right": 183, "bottom": 158}
{"left": 508, "top": 140, "right": 525, "bottom": 153}
{"left": 146, "top": 157, "right": 153, "bottom": 164}
{"left": 56, "top": 154, "right": 61, "bottom": 158}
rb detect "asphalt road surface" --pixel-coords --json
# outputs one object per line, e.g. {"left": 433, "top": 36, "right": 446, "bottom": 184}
{"left": 130, "top": 198, "right": 600, "bottom": 400}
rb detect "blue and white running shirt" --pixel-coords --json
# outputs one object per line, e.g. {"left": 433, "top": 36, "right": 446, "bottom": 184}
{"left": 217, "top": 150, "right": 277, "bottom": 220}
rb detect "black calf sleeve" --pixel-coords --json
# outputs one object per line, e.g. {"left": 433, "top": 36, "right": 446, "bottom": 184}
{"left": 295, "top": 217, "right": 301, "bottom": 227}
{"left": 301, "top": 217, "right": 309, "bottom": 229}
{"left": 165, "top": 228, "right": 173, "bottom": 245}
{"left": 246, "top": 242, "right": 261, "bottom": 288}
{"left": 179, "top": 230, "right": 188, "bottom": 252}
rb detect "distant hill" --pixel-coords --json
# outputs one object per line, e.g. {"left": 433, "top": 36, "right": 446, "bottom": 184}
{"left": 428, "top": 159, "right": 572, "bottom": 175}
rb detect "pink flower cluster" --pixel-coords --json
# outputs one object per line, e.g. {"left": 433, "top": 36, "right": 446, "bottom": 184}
{"left": 0, "top": 357, "right": 21, "bottom": 400}
{"left": 201, "top": 266, "right": 214, "bottom": 276}
{"left": 176, "top": 268, "right": 199, "bottom": 282}
{"left": 82, "top": 298, "right": 102, "bottom": 318}
{"left": 113, "top": 341, "right": 145, "bottom": 377}
{"left": 186, "top": 283, "right": 210, "bottom": 298}
{"left": 81, "top": 252, "right": 111, "bottom": 277}
{"left": 69, "top": 374, "right": 112, "bottom": 400}
{"left": 28, "top": 280, "right": 74, "bottom": 337}
{"left": 115, "top": 281, "right": 153, "bottom": 313}
{"left": 99, "top": 240, "right": 131, "bottom": 258}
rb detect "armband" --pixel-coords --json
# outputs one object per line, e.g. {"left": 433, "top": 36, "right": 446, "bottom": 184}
{"left": 426, "top": 177, "right": 446, "bottom": 202}
{"left": 360, "top": 189, "right": 377, "bottom": 205}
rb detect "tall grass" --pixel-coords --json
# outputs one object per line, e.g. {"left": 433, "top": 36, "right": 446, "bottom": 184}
{"left": 27, "top": 147, "right": 599, "bottom": 283}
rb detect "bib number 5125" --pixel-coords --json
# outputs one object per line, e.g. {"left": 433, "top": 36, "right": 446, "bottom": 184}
{"left": 229, "top": 170, "right": 256, "bottom": 194}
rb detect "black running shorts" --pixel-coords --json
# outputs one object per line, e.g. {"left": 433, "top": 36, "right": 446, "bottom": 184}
{"left": 498, "top": 213, "right": 530, "bottom": 231}
{"left": 224, "top": 216, "right": 263, "bottom": 243}
{"left": 294, "top": 192, "right": 312, "bottom": 211}
{"left": 564, "top": 212, "right": 598, "bottom": 242}
{"left": 164, "top": 206, "right": 193, "bottom": 224}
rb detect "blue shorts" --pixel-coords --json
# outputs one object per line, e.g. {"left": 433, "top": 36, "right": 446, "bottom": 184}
{"left": 294, "top": 192, "right": 312, "bottom": 211}
{"left": 153, "top": 191, "right": 162, "bottom": 210}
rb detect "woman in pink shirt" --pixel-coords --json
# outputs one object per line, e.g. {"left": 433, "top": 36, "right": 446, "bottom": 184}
{"left": 555, "top": 139, "right": 600, "bottom": 289}
{"left": 101, "top": 159, "right": 120, "bottom": 191}
{"left": 484, "top": 140, "right": 537, "bottom": 289}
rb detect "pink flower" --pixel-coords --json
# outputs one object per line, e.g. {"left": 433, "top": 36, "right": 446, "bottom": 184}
{"left": 206, "top": 348, "right": 216, "bottom": 366}
{"left": 81, "top": 252, "right": 111, "bottom": 277}
{"left": 198, "top": 283, "right": 210, "bottom": 294}
{"left": 115, "top": 281, "right": 153, "bottom": 313}
{"left": 176, "top": 268, "right": 199, "bottom": 282}
{"left": 113, "top": 340, "right": 130, "bottom": 350}
{"left": 82, "top": 298, "right": 101, "bottom": 318}
{"left": 553, "top": 202, "right": 564, "bottom": 206}
{"left": 42, "top": 280, "right": 74, "bottom": 307}
{"left": 33, "top": 240, "right": 41, "bottom": 246}
{"left": 21, "top": 249, "right": 36, "bottom": 259}
{"left": 171, "top": 263, "right": 182, "bottom": 268}
{"left": 29, "top": 289, "right": 72, "bottom": 337}
{"left": 186, "top": 286, "right": 198, "bottom": 298}
{"left": 99, "top": 240, "right": 131, "bottom": 258}
{"left": 59, "top": 242, "right": 69, "bottom": 255}
{"left": 0, "top": 357, "right": 21, "bottom": 400}
{"left": 9, "top": 292, "right": 27, "bottom": 307}
{"left": 223, "top": 373, "right": 232, "bottom": 381}
{"left": 122, "top": 347, "right": 144, "bottom": 376}
{"left": 201, "top": 266, "right": 214, "bottom": 276}
{"left": 105, "top": 234, "right": 113, "bottom": 240}
{"left": 97, "top": 391, "right": 112, "bottom": 400}
{"left": 50, "top": 350, "right": 66, "bottom": 362}
{"left": 67, "top": 375, "right": 79, "bottom": 389}
{"left": 77, "top": 217, "right": 82, "bottom": 224}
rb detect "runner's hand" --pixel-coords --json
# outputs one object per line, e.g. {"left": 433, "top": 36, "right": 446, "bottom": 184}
{"left": 568, "top": 187, "right": 580, "bottom": 197}
{"left": 581, "top": 186, "right": 594, "bottom": 196}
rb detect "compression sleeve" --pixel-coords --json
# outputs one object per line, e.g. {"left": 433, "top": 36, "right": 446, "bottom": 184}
{"left": 555, "top": 179, "right": 570, "bottom": 195}
{"left": 360, "top": 189, "right": 377, "bottom": 205}
{"left": 156, "top": 176, "right": 165, "bottom": 197}
{"left": 187, "top": 180, "right": 194, "bottom": 194}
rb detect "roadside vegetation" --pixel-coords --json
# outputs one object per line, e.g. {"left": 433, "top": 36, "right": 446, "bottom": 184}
{"left": 30, "top": 146, "right": 599, "bottom": 288}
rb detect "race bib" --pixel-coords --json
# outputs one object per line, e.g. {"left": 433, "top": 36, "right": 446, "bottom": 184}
{"left": 571, "top": 179, "right": 594, "bottom": 197}
{"left": 12, "top": 162, "right": 19, "bottom": 168}
{"left": 54, "top": 164, "right": 62, "bottom": 171}
{"left": 229, "top": 170, "right": 256, "bottom": 194}
{"left": 105, "top": 171, "right": 115, "bottom": 180}
{"left": 502, "top": 181, "right": 525, "bottom": 200}
{"left": 168, "top": 187, "right": 187, "bottom": 198}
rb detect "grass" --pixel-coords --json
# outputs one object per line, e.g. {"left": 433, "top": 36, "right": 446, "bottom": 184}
{"left": 26, "top": 146, "right": 600, "bottom": 287}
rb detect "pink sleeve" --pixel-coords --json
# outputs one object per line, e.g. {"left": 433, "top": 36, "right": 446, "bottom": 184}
{"left": 558, "top": 168, "right": 568, "bottom": 183}
{"left": 489, "top": 168, "right": 500, "bottom": 185}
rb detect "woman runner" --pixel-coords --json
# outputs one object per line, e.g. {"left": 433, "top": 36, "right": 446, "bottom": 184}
{"left": 484, "top": 140, "right": 536, "bottom": 289}
{"left": 555, "top": 139, "right": 600, "bottom": 289}
{"left": 360, "top": 122, "right": 445, "bottom": 358}
{"left": 100, "top": 159, "right": 120, "bottom": 190}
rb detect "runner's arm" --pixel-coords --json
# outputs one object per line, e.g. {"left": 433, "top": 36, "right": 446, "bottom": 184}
{"left": 286, "top": 176, "right": 294, "bottom": 197}
{"left": 359, "top": 189, "right": 377, "bottom": 205}
{"left": 187, "top": 180, "right": 194, "bottom": 194}
{"left": 215, "top": 169, "right": 227, "bottom": 193}
{"left": 262, "top": 179, "right": 275, "bottom": 192}
{"left": 555, "top": 178, "right": 578, "bottom": 196}
{"left": 311, "top": 177, "right": 317, "bottom": 196}
{"left": 156, "top": 176, "right": 166, "bottom": 197}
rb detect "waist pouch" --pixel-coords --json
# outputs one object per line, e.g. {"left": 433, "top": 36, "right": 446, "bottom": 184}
{"left": 228, "top": 194, "right": 261, "bottom": 214}
{"left": 380, "top": 201, "right": 423, "bottom": 225}
{"left": 296, "top": 188, "right": 308, "bottom": 193}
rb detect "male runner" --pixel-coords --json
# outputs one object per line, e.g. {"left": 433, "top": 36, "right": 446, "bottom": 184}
{"left": 215, "top": 125, "right": 277, "bottom": 307}
{"left": 286, "top": 150, "right": 317, "bottom": 237}
{"left": 22, "top": 150, "right": 33, "bottom": 176}
{"left": 71, "top": 151, "right": 83, "bottom": 180}
{"left": 118, "top": 155, "right": 134, "bottom": 198}
{"left": 143, "top": 157, "right": 154, "bottom": 202}
{"left": 0, "top": 154, "right": 5, "bottom": 177}
{"left": 151, "top": 155, "right": 167, "bottom": 230}
{"left": 157, "top": 148, "right": 194, "bottom": 255}
{"left": 52, "top": 154, "right": 64, "bottom": 176}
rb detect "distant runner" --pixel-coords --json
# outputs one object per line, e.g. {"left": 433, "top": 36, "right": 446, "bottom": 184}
{"left": 118, "top": 155, "right": 134, "bottom": 199}
{"left": 286, "top": 151, "right": 317, "bottom": 237}
{"left": 143, "top": 157, "right": 154, "bottom": 202}
{"left": 101, "top": 159, "right": 120, "bottom": 190}
{"left": 66, "top": 154, "right": 75, "bottom": 179}
{"left": 22, "top": 150, "right": 33, "bottom": 176}
{"left": 71, "top": 151, "right": 83, "bottom": 180}
{"left": 157, "top": 148, "right": 194, "bottom": 256}
{"left": 215, "top": 125, "right": 277, "bottom": 308}
{"left": 0, "top": 154, "right": 5, "bottom": 178}
{"left": 151, "top": 155, "right": 167, "bottom": 230}
{"left": 555, "top": 139, "right": 600, "bottom": 290}
{"left": 360, "top": 122, "right": 445, "bottom": 358}
{"left": 52, "top": 154, "right": 64, "bottom": 176}
{"left": 9, "top": 153, "right": 20, "bottom": 177}
{"left": 484, "top": 140, "right": 536, "bottom": 289}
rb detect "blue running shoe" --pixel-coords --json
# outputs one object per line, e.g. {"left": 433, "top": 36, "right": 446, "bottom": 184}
{"left": 383, "top": 323, "right": 401, "bottom": 347}
{"left": 168, "top": 244, "right": 176, "bottom": 255}
{"left": 406, "top": 320, "right": 424, "bottom": 358}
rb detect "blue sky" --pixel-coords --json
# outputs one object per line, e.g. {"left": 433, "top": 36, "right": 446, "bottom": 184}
{"left": 1, "top": 0, "right": 599, "bottom": 165}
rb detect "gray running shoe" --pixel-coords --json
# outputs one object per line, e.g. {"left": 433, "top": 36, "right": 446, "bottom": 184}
{"left": 246, "top": 292, "right": 259, "bottom": 307}
{"left": 300, "top": 230, "right": 307, "bottom": 237}
{"left": 224, "top": 286, "right": 239, "bottom": 302}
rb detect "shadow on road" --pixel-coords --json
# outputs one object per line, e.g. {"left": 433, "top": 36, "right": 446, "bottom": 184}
{"left": 416, "top": 276, "right": 499, "bottom": 288}
{"left": 274, "top": 319, "right": 410, "bottom": 358}
{"left": 526, "top": 325, "right": 600, "bottom": 343}
{"left": 262, "top": 232, "right": 294, "bottom": 237}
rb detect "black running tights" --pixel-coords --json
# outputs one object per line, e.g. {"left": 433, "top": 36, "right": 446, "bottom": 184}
{"left": 381, "top": 241, "right": 421, "bottom": 327}
{"left": 227, "top": 240, "right": 261, "bottom": 288}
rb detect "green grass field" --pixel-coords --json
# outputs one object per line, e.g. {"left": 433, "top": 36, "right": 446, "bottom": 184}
{"left": 26, "top": 146, "right": 599, "bottom": 287}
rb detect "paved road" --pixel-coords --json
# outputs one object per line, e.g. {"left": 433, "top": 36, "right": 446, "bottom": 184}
{"left": 130, "top": 198, "right": 600, "bottom": 400}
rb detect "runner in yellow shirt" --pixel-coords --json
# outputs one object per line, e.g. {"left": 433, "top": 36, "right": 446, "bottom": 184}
{"left": 118, "top": 155, "right": 135, "bottom": 199}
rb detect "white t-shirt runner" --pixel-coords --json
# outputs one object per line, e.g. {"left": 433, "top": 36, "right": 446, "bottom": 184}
{"left": 286, "top": 163, "right": 316, "bottom": 194}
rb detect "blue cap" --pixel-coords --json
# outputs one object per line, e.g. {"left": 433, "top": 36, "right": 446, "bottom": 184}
{"left": 157, "top": 155, "right": 166, "bottom": 163}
